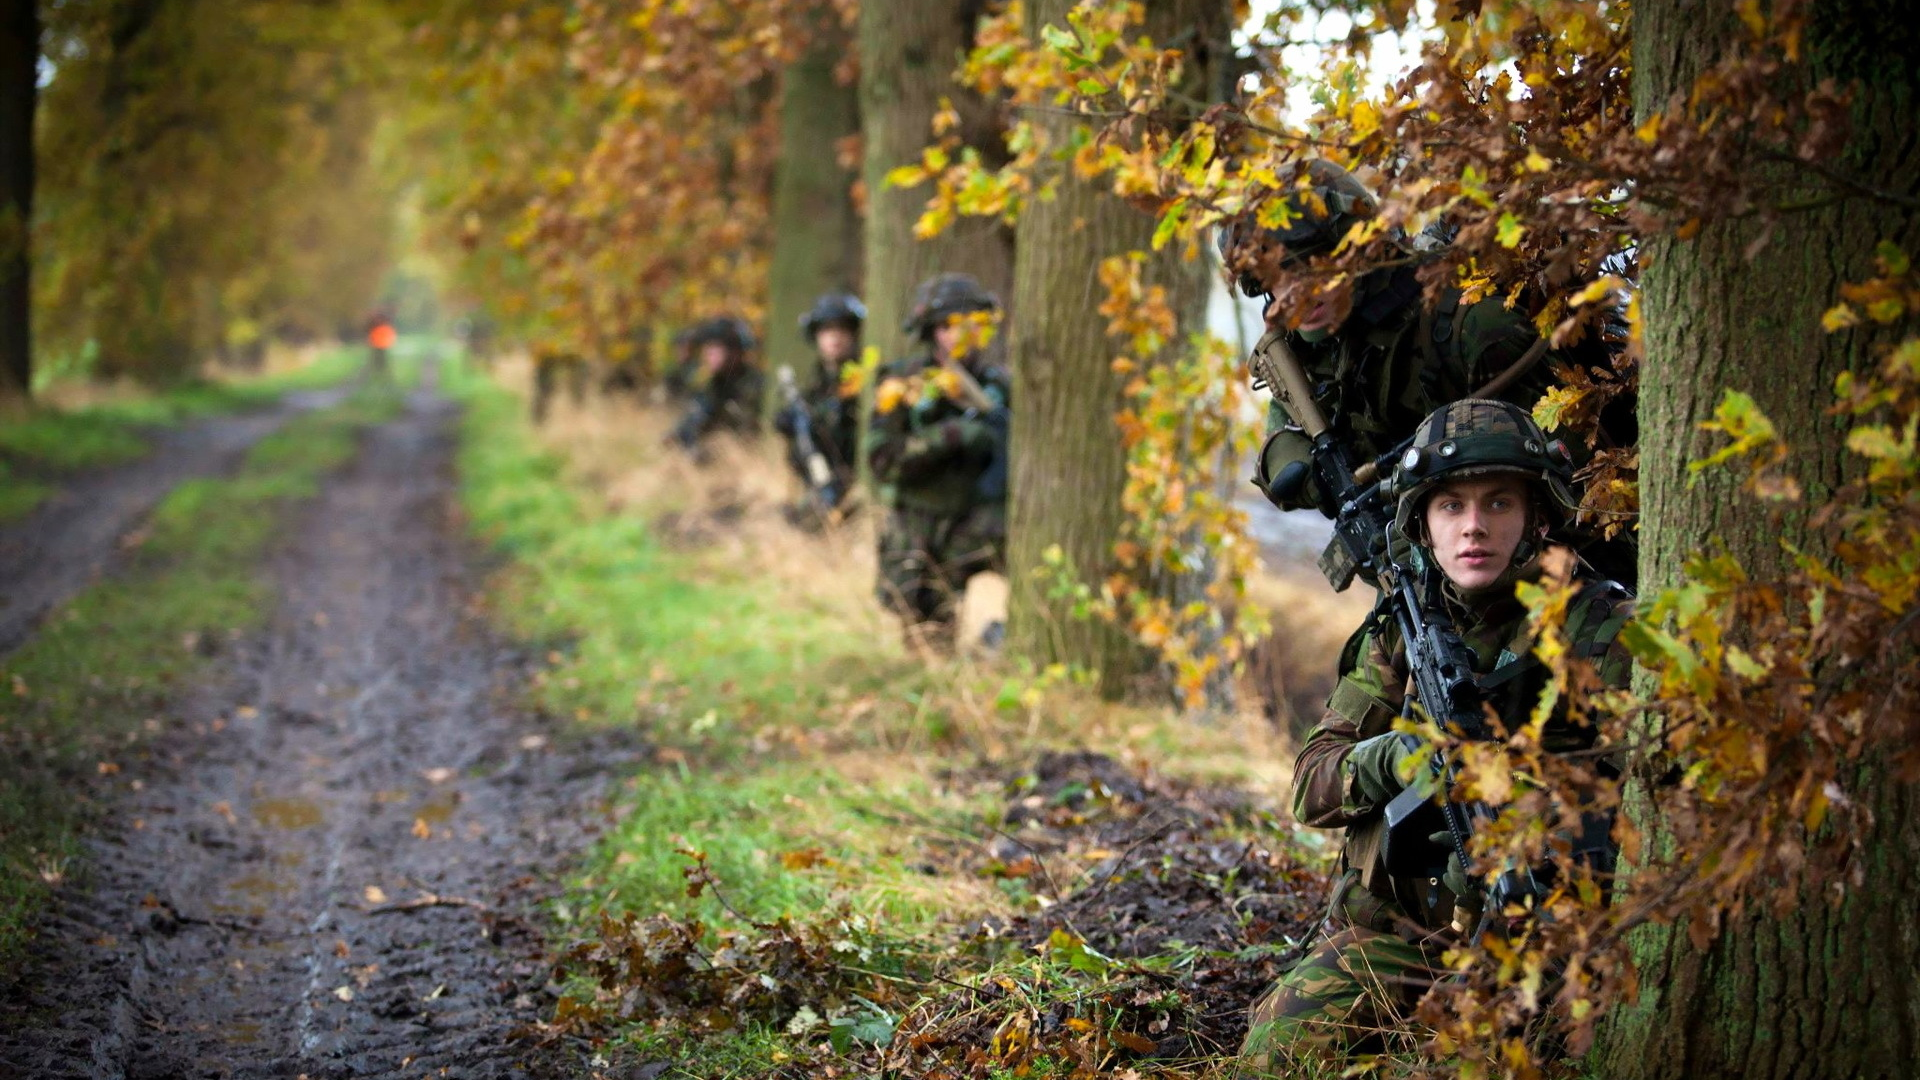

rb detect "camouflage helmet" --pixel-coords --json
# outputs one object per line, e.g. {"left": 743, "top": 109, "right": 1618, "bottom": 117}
{"left": 687, "top": 315, "right": 757, "bottom": 353}
{"left": 1218, "top": 160, "right": 1378, "bottom": 297}
{"left": 1388, "top": 399, "right": 1578, "bottom": 546}
{"left": 800, "top": 292, "right": 867, "bottom": 341}
{"left": 902, "top": 273, "right": 1000, "bottom": 339}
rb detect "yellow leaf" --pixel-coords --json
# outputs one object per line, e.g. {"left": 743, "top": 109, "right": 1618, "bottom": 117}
{"left": 1523, "top": 150, "right": 1552, "bottom": 172}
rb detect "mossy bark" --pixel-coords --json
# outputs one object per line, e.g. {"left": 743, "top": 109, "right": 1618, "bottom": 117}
{"left": 0, "top": 0, "right": 35, "bottom": 403}
{"left": 1593, "top": 2, "right": 1920, "bottom": 1076}
{"left": 1003, "top": 0, "right": 1229, "bottom": 698}
{"left": 765, "top": 12, "right": 862, "bottom": 393}
{"left": 856, "top": 0, "right": 1013, "bottom": 361}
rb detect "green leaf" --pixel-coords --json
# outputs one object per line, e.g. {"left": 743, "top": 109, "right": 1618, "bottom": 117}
{"left": 1076, "top": 77, "right": 1105, "bottom": 95}
{"left": 1496, "top": 212, "right": 1525, "bottom": 248}
{"left": 1152, "top": 199, "right": 1187, "bottom": 251}
{"left": 1875, "top": 239, "right": 1911, "bottom": 277}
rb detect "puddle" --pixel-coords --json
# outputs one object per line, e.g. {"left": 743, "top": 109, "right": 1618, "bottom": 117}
{"left": 226, "top": 872, "right": 294, "bottom": 901}
{"left": 223, "top": 1021, "right": 263, "bottom": 1046}
{"left": 414, "top": 791, "right": 461, "bottom": 825}
{"left": 251, "top": 796, "right": 324, "bottom": 830}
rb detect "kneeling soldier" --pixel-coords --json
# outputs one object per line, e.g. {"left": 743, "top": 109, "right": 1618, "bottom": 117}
{"left": 865, "top": 273, "right": 1010, "bottom": 641}
{"left": 1241, "top": 399, "right": 1632, "bottom": 1070}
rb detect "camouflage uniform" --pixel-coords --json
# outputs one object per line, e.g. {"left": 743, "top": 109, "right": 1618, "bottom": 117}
{"left": 671, "top": 317, "right": 764, "bottom": 448}
{"left": 532, "top": 343, "right": 588, "bottom": 424}
{"left": 1240, "top": 401, "right": 1633, "bottom": 1072}
{"left": 774, "top": 371, "right": 859, "bottom": 499}
{"left": 1253, "top": 267, "right": 1563, "bottom": 515}
{"left": 775, "top": 293, "right": 867, "bottom": 508}
{"left": 866, "top": 274, "right": 1010, "bottom": 632}
{"left": 866, "top": 352, "right": 1011, "bottom": 627}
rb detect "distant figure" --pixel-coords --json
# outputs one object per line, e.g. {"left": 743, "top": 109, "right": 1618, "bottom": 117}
{"left": 668, "top": 316, "right": 762, "bottom": 457}
{"left": 774, "top": 292, "right": 866, "bottom": 523}
{"left": 531, "top": 341, "right": 587, "bottom": 424}
{"left": 366, "top": 313, "right": 397, "bottom": 379}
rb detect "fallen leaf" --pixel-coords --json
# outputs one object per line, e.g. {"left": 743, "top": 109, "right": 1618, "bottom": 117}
{"left": 333, "top": 985, "right": 354, "bottom": 1002}
{"left": 212, "top": 801, "right": 238, "bottom": 825}
{"left": 420, "top": 767, "right": 455, "bottom": 785}
{"left": 235, "top": 706, "right": 259, "bottom": 720}
{"left": 412, "top": 817, "right": 431, "bottom": 839}
{"left": 97, "top": 761, "right": 120, "bottom": 776}
{"left": 519, "top": 735, "right": 549, "bottom": 751}
{"left": 333, "top": 939, "right": 350, "bottom": 959}
{"left": 364, "top": 885, "right": 388, "bottom": 905}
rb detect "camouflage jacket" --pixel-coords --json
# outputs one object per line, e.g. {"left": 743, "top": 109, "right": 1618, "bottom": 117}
{"left": 775, "top": 370, "right": 859, "bottom": 487}
{"left": 864, "top": 353, "right": 1011, "bottom": 517}
{"left": 1291, "top": 558, "right": 1633, "bottom": 933}
{"left": 1260, "top": 271, "right": 1559, "bottom": 513}
{"left": 672, "top": 363, "right": 764, "bottom": 446}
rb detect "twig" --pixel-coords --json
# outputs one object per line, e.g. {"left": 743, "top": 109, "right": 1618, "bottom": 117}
{"left": 364, "top": 892, "right": 488, "bottom": 915}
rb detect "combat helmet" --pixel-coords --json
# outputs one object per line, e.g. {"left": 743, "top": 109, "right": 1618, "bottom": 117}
{"left": 686, "top": 315, "right": 757, "bottom": 354}
{"left": 902, "top": 273, "right": 1000, "bottom": 339}
{"left": 1218, "top": 159, "right": 1378, "bottom": 298}
{"left": 1387, "top": 399, "right": 1578, "bottom": 566}
{"left": 800, "top": 292, "right": 867, "bottom": 341}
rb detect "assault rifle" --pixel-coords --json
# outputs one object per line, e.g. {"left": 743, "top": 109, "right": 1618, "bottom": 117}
{"left": 775, "top": 365, "right": 845, "bottom": 517}
{"left": 1247, "top": 328, "right": 1540, "bottom": 932}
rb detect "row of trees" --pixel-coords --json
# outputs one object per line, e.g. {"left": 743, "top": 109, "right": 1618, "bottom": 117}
{"left": 3, "top": 0, "right": 406, "bottom": 396}
{"left": 458, "top": 1, "right": 1915, "bottom": 1075}
{"left": 2, "top": 0, "right": 1913, "bottom": 1072}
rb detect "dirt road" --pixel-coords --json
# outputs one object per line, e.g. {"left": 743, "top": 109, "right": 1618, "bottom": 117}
{"left": 0, "top": 376, "right": 631, "bottom": 1077}
{"left": 0, "top": 387, "right": 353, "bottom": 656}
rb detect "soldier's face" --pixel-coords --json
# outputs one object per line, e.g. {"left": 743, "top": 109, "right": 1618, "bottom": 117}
{"left": 932, "top": 321, "right": 964, "bottom": 362}
{"left": 1423, "top": 477, "right": 1534, "bottom": 590}
{"left": 699, "top": 343, "right": 731, "bottom": 372}
{"left": 815, "top": 326, "right": 857, "bottom": 364}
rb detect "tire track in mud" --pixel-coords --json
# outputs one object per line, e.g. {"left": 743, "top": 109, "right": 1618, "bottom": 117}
{"left": 0, "top": 372, "right": 639, "bottom": 1078}
{"left": 0, "top": 386, "right": 356, "bottom": 657}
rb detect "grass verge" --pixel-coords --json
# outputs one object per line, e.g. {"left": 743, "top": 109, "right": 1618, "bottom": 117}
{"left": 449, "top": 359, "right": 1350, "bottom": 1078}
{"left": 0, "top": 382, "right": 402, "bottom": 962}
{"left": 0, "top": 347, "right": 365, "bottom": 520}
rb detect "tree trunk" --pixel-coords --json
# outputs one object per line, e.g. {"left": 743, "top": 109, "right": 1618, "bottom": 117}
{"left": 856, "top": 0, "right": 1014, "bottom": 360}
{"left": 765, "top": 11, "right": 862, "bottom": 390}
{"left": 1593, "top": 3, "right": 1920, "bottom": 1076}
{"left": 1003, "top": 0, "right": 1228, "bottom": 697}
{"left": 0, "top": 0, "right": 34, "bottom": 404}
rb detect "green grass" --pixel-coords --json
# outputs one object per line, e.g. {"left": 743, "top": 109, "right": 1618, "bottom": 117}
{"left": 0, "top": 382, "right": 400, "bottom": 960}
{"left": 0, "top": 347, "right": 364, "bottom": 474}
{"left": 446, "top": 366, "right": 979, "bottom": 939}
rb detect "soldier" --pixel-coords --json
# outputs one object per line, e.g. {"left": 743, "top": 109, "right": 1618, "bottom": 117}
{"left": 774, "top": 292, "right": 866, "bottom": 520}
{"left": 865, "top": 273, "right": 1010, "bottom": 642}
{"left": 531, "top": 340, "right": 587, "bottom": 424}
{"left": 1222, "top": 161, "right": 1582, "bottom": 519}
{"left": 1239, "top": 399, "right": 1633, "bottom": 1071}
{"left": 669, "top": 316, "right": 763, "bottom": 454}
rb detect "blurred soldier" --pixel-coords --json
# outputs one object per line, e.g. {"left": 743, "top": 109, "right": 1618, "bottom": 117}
{"left": 531, "top": 341, "right": 587, "bottom": 424}
{"left": 865, "top": 273, "right": 1010, "bottom": 642}
{"left": 1239, "top": 400, "right": 1632, "bottom": 1071}
{"left": 774, "top": 292, "right": 866, "bottom": 521}
{"left": 365, "top": 311, "right": 397, "bottom": 379}
{"left": 669, "top": 316, "right": 763, "bottom": 454}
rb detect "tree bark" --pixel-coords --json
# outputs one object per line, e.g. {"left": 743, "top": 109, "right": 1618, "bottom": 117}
{"left": 1003, "top": 0, "right": 1228, "bottom": 697}
{"left": 765, "top": 10, "right": 862, "bottom": 388}
{"left": 0, "top": 0, "right": 35, "bottom": 404}
{"left": 857, "top": 0, "right": 1013, "bottom": 360}
{"left": 1594, "top": 3, "right": 1920, "bottom": 1076}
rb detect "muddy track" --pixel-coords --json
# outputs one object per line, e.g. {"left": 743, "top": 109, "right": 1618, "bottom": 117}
{"left": 0, "top": 374, "right": 636, "bottom": 1078}
{"left": 0, "top": 386, "right": 357, "bottom": 656}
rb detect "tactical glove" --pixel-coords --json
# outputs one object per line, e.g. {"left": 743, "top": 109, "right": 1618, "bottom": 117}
{"left": 1430, "top": 831, "right": 1475, "bottom": 899}
{"left": 1345, "top": 733, "right": 1408, "bottom": 808}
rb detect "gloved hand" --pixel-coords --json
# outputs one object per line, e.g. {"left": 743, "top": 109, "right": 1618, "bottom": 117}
{"left": 1345, "top": 733, "right": 1409, "bottom": 807}
{"left": 1431, "top": 831, "right": 1476, "bottom": 899}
